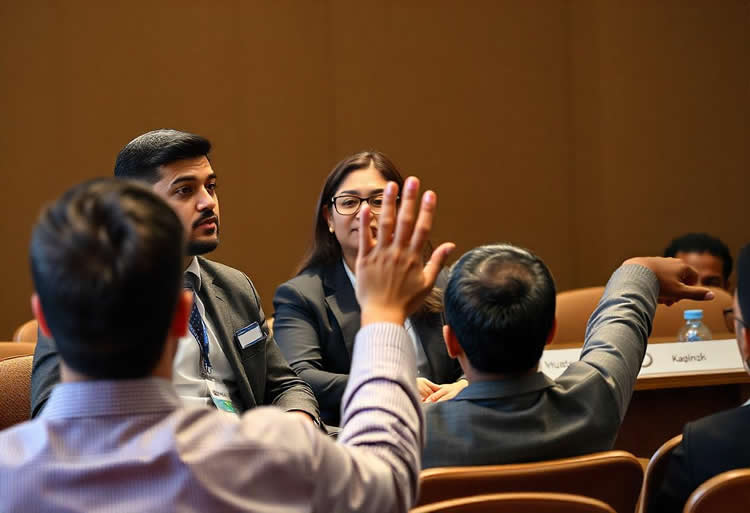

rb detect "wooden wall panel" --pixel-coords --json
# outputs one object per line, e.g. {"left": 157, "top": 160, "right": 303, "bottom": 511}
{"left": 1, "top": 1, "right": 748, "bottom": 336}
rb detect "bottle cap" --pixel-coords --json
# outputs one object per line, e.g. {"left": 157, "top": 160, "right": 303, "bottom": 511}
{"left": 683, "top": 309, "right": 704, "bottom": 320}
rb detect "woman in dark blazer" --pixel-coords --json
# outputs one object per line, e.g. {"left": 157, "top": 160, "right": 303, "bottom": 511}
{"left": 273, "top": 151, "right": 465, "bottom": 426}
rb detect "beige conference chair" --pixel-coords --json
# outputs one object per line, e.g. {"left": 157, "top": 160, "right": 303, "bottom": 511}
{"left": 416, "top": 450, "right": 643, "bottom": 513}
{"left": 0, "top": 341, "right": 36, "bottom": 360}
{"left": 12, "top": 319, "right": 38, "bottom": 343}
{"left": 552, "top": 287, "right": 605, "bottom": 344}
{"left": 637, "top": 434, "right": 682, "bottom": 513}
{"left": 410, "top": 492, "right": 616, "bottom": 513}
{"left": 0, "top": 354, "right": 34, "bottom": 430}
{"left": 684, "top": 468, "right": 750, "bottom": 513}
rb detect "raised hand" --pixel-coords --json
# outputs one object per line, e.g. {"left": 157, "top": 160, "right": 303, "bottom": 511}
{"left": 355, "top": 176, "right": 455, "bottom": 326}
{"left": 624, "top": 257, "right": 715, "bottom": 306}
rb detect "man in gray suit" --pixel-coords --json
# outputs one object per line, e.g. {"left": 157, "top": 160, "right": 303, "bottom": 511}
{"left": 422, "top": 244, "right": 714, "bottom": 468}
{"left": 31, "top": 129, "right": 319, "bottom": 423}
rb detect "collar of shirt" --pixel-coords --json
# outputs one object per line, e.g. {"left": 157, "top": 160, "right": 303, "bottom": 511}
{"left": 40, "top": 377, "right": 181, "bottom": 420}
{"left": 452, "top": 373, "right": 556, "bottom": 402}
{"left": 185, "top": 256, "right": 202, "bottom": 292}
{"left": 342, "top": 258, "right": 356, "bottom": 289}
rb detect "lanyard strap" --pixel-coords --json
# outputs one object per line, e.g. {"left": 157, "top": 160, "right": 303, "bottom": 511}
{"left": 185, "top": 283, "right": 212, "bottom": 376}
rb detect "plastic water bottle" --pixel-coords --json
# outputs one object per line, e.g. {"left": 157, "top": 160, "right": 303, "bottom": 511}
{"left": 677, "top": 309, "right": 712, "bottom": 342}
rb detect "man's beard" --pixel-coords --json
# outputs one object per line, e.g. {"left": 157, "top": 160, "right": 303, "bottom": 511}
{"left": 188, "top": 210, "right": 219, "bottom": 255}
{"left": 187, "top": 237, "right": 219, "bottom": 256}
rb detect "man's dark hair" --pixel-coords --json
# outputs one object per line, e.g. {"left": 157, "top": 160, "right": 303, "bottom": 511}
{"left": 30, "top": 178, "right": 185, "bottom": 379}
{"left": 444, "top": 244, "right": 557, "bottom": 374}
{"left": 664, "top": 232, "right": 733, "bottom": 281}
{"left": 114, "top": 129, "right": 211, "bottom": 182}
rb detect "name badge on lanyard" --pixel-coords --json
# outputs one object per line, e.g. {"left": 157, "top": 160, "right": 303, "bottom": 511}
{"left": 206, "top": 378, "right": 239, "bottom": 416}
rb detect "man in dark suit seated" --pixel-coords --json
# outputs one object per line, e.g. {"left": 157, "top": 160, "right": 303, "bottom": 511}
{"left": 31, "top": 129, "right": 319, "bottom": 423}
{"left": 422, "top": 243, "right": 714, "bottom": 469}
{"left": 649, "top": 243, "right": 750, "bottom": 513}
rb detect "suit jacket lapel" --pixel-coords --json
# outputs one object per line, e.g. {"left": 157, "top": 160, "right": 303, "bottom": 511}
{"left": 410, "top": 312, "right": 445, "bottom": 379}
{"left": 323, "top": 261, "right": 361, "bottom": 359}
{"left": 199, "top": 263, "right": 258, "bottom": 409}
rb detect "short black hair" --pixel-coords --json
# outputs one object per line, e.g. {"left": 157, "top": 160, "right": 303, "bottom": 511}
{"left": 664, "top": 232, "right": 733, "bottom": 281}
{"left": 30, "top": 178, "right": 185, "bottom": 379}
{"left": 444, "top": 244, "right": 556, "bottom": 374}
{"left": 114, "top": 129, "right": 211, "bottom": 183}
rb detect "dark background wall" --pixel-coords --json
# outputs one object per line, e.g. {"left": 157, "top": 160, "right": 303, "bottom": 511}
{"left": 1, "top": 0, "right": 748, "bottom": 336}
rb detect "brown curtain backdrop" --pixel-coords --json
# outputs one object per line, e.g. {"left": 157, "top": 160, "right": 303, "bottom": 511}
{"left": 1, "top": 0, "right": 748, "bottom": 336}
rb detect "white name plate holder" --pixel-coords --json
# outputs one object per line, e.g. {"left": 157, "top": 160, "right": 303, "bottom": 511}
{"left": 540, "top": 339, "right": 744, "bottom": 380}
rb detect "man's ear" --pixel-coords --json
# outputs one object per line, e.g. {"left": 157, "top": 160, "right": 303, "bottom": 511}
{"left": 545, "top": 318, "right": 558, "bottom": 346}
{"left": 31, "top": 293, "right": 52, "bottom": 338}
{"left": 443, "top": 324, "right": 463, "bottom": 359}
{"left": 170, "top": 290, "right": 192, "bottom": 339}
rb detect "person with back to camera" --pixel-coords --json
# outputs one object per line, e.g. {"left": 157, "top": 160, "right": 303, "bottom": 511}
{"left": 421, "top": 244, "right": 715, "bottom": 468}
{"left": 273, "top": 151, "right": 465, "bottom": 426}
{"left": 0, "top": 175, "right": 455, "bottom": 512}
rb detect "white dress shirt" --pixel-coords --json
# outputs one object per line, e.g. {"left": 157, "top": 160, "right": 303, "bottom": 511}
{"left": 172, "top": 257, "right": 240, "bottom": 408}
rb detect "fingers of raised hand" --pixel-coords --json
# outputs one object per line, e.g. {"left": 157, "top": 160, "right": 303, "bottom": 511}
{"left": 393, "top": 177, "right": 420, "bottom": 248}
{"left": 409, "top": 189, "right": 436, "bottom": 253}
{"left": 678, "top": 263, "right": 699, "bottom": 286}
{"left": 423, "top": 242, "right": 455, "bottom": 286}
{"left": 375, "top": 181, "right": 399, "bottom": 251}
{"left": 357, "top": 204, "right": 375, "bottom": 260}
{"left": 678, "top": 284, "right": 715, "bottom": 301}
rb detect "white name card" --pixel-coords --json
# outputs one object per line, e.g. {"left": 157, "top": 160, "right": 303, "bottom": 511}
{"left": 540, "top": 339, "right": 744, "bottom": 380}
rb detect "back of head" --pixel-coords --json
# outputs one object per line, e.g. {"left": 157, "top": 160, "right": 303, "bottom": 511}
{"left": 444, "top": 244, "right": 556, "bottom": 374}
{"left": 30, "top": 178, "right": 185, "bottom": 379}
{"left": 664, "top": 232, "right": 733, "bottom": 282}
{"left": 114, "top": 129, "right": 212, "bottom": 183}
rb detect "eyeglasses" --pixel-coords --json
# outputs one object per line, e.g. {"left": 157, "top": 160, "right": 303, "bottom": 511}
{"left": 331, "top": 193, "right": 390, "bottom": 216}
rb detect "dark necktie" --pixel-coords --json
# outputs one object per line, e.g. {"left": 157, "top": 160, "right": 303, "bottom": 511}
{"left": 185, "top": 274, "right": 212, "bottom": 375}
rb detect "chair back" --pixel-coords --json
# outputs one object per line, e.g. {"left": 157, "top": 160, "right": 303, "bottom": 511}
{"left": 0, "top": 341, "right": 36, "bottom": 360}
{"left": 638, "top": 434, "right": 682, "bottom": 513}
{"left": 553, "top": 287, "right": 605, "bottom": 344}
{"left": 0, "top": 355, "right": 34, "bottom": 429}
{"left": 411, "top": 492, "right": 616, "bottom": 513}
{"left": 12, "top": 319, "right": 38, "bottom": 342}
{"left": 684, "top": 468, "right": 750, "bottom": 513}
{"left": 417, "top": 450, "right": 643, "bottom": 513}
{"left": 651, "top": 287, "right": 733, "bottom": 339}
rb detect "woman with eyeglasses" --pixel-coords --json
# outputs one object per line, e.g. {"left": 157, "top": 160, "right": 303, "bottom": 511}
{"left": 273, "top": 151, "right": 466, "bottom": 426}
